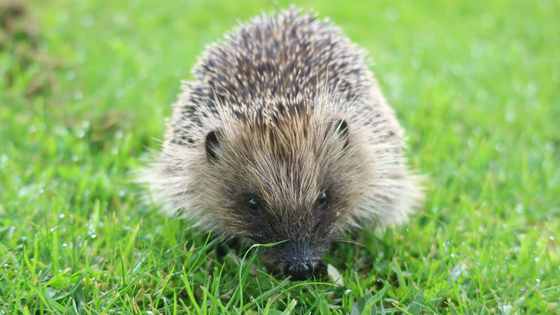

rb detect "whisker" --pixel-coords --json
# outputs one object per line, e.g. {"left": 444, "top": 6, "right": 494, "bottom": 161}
{"left": 332, "top": 237, "right": 365, "bottom": 247}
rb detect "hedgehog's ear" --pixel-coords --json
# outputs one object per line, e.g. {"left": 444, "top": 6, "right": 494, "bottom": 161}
{"left": 205, "top": 130, "right": 222, "bottom": 163}
{"left": 332, "top": 119, "right": 349, "bottom": 150}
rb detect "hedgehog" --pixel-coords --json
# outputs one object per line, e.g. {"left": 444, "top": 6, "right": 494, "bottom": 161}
{"left": 140, "top": 7, "right": 423, "bottom": 281}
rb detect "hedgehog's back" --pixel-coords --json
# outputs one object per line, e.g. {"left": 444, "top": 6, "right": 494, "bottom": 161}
{"left": 192, "top": 8, "right": 372, "bottom": 109}
{"left": 145, "top": 8, "right": 423, "bottom": 234}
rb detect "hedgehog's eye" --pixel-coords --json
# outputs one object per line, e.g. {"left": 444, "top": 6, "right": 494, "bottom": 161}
{"left": 317, "top": 192, "right": 328, "bottom": 208}
{"left": 248, "top": 198, "right": 262, "bottom": 214}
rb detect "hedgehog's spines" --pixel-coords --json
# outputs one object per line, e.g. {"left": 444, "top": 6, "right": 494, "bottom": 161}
{"left": 140, "top": 7, "right": 423, "bottom": 254}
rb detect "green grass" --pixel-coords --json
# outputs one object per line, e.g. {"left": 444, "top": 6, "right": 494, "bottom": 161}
{"left": 1, "top": 0, "right": 559, "bottom": 313}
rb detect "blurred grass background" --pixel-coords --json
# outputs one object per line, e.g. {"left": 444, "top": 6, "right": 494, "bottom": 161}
{"left": 0, "top": 0, "right": 559, "bottom": 313}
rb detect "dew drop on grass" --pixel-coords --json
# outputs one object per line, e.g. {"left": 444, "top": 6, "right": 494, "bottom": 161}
{"left": 495, "top": 143, "right": 505, "bottom": 152}
{"left": 91, "top": 234, "right": 97, "bottom": 239}
{"left": 384, "top": 8, "right": 399, "bottom": 22}
{"left": 451, "top": 64, "right": 462, "bottom": 76}
{"left": 116, "top": 88, "right": 126, "bottom": 98}
{"left": 480, "top": 14, "right": 495, "bottom": 29}
{"left": 76, "top": 130, "right": 85, "bottom": 138}
{"left": 72, "top": 155, "right": 79, "bottom": 162}
{"left": 59, "top": 214, "right": 65, "bottom": 219}
{"left": 66, "top": 70, "right": 75, "bottom": 80}
{"left": 125, "top": 78, "right": 136, "bottom": 90}
{"left": 505, "top": 111, "right": 515, "bottom": 123}
{"left": 476, "top": 89, "right": 488, "bottom": 101}
{"left": 73, "top": 90, "right": 83, "bottom": 100}
{"left": 553, "top": 70, "right": 560, "bottom": 84}
{"left": 62, "top": 242, "right": 68, "bottom": 247}
{"left": 472, "top": 127, "right": 481, "bottom": 137}
{"left": 80, "top": 14, "right": 94, "bottom": 27}
{"left": 115, "top": 130, "right": 123, "bottom": 139}
{"left": 55, "top": 126, "right": 69, "bottom": 137}
{"left": 0, "top": 155, "right": 8, "bottom": 169}
{"left": 113, "top": 11, "right": 128, "bottom": 24}
{"left": 119, "top": 190, "right": 126, "bottom": 197}
{"left": 550, "top": 236, "right": 555, "bottom": 240}
{"left": 412, "top": 40, "right": 424, "bottom": 55}
{"left": 57, "top": 10, "right": 69, "bottom": 23}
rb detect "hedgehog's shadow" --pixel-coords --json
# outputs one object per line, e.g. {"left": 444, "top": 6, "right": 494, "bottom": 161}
{"left": 210, "top": 235, "right": 287, "bottom": 278}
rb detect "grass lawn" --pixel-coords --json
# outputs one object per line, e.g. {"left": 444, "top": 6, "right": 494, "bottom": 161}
{"left": 1, "top": 0, "right": 559, "bottom": 313}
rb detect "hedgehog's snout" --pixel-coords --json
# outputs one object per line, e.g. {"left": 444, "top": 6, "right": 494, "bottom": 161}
{"left": 284, "top": 259, "right": 314, "bottom": 281}
{"left": 276, "top": 240, "right": 318, "bottom": 280}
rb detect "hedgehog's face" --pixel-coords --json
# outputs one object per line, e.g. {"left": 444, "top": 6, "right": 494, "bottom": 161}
{"left": 203, "top": 116, "right": 359, "bottom": 280}
{"left": 239, "top": 191, "right": 334, "bottom": 281}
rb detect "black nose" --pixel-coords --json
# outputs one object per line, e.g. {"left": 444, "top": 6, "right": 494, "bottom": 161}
{"left": 284, "top": 261, "right": 313, "bottom": 281}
